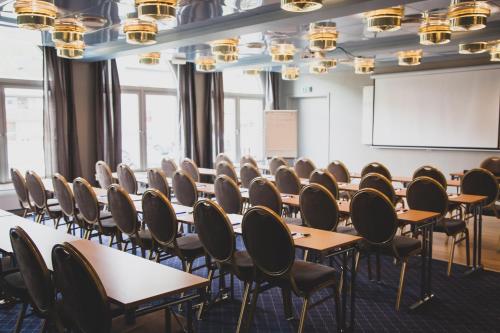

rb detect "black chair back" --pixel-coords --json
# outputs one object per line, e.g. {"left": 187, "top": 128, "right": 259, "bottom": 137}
{"left": 240, "top": 163, "right": 261, "bottom": 188}
{"left": 462, "top": 168, "right": 499, "bottom": 207}
{"left": 142, "top": 189, "right": 177, "bottom": 246}
{"left": 181, "top": 158, "right": 200, "bottom": 182}
{"left": 161, "top": 158, "right": 178, "bottom": 178}
{"left": 107, "top": 184, "right": 139, "bottom": 236}
{"left": 172, "top": 170, "right": 197, "bottom": 207}
{"left": 326, "top": 160, "right": 351, "bottom": 183}
{"left": 350, "top": 188, "right": 398, "bottom": 245}
{"left": 480, "top": 157, "right": 500, "bottom": 177}
{"left": 52, "top": 173, "right": 75, "bottom": 217}
{"left": 361, "top": 162, "right": 392, "bottom": 181}
{"left": 216, "top": 161, "right": 238, "bottom": 183}
{"left": 294, "top": 157, "right": 316, "bottom": 179}
{"left": 216, "top": 153, "right": 233, "bottom": 166}
{"left": 11, "top": 168, "right": 31, "bottom": 209}
{"left": 52, "top": 243, "right": 111, "bottom": 333}
{"left": 117, "top": 163, "right": 137, "bottom": 195}
{"left": 269, "top": 157, "right": 287, "bottom": 176}
{"left": 25, "top": 170, "right": 47, "bottom": 209}
{"left": 147, "top": 168, "right": 170, "bottom": 199}
{"left": 73, "top": 178, "right": 99, "bottom": 225}
{"left": 249, "top": 177, "right": 282, "bottom": 215}
{"left": 275, "top": 166, "right": 301, "bottom": 195}
{"left": 359, "top": 173, "right": 396, "bottom": 205}
{"left": 240, "top": 155, "right": 257, "bottom": 167}
{"left": 300, "top": 184, "right": 339, "bottom": 231}
{"left": 413, "top": 166, "right": 447, "bottom": 189}
{"left": 95, "top": 161, "right": 114, "bottom": 190}
{"left": 9, "top": 227, "right": 53, "bottom": 316}
{"left": 242, "top": 206, "right": 294, "bottom": 277}
{"left": 309, "top": 169, "right": 339, "bottom": 199}
{"left": 194, "top": 199, "right": 235, "bottom": 263}
{"left": 407, "top": 177, "right": 448, "bottom": 217}
{"left": 214, "top": 175, "right": 242, "bottom": 214}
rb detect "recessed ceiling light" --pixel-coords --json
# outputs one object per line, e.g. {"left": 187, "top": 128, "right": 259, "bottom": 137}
{"left": 448, "top": 0, "right": 490, "bottom": 32}
{"left": 365, "top": 6, "right": 404, "bottom": 32}
{"left": 281, "top": 0, "right": 322, "bottom": 13}
{"left": 397, "top": 50, "right": 422, "bottom": 66}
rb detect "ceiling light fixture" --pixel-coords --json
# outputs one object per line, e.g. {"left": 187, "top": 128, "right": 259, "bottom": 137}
{"left": 52, "top": 18, "right": 85, "bottom": 45}
{"left": 14, "top": 0, "right": 57, "bottom": 31}
{"left": 123, "top": 18, "right": 158, "bottom": 45}
{"left": 195, "top": 55, "right": 216, "bottom": 72}
{"left": 365, "top": 6, "right": 404, "bottom": 32}
{"left": 354, "top": 57, "right": 374, "bottom": 74}
{"left": 489, "top": 41, "right": 500, "bottom": 62}
{"left": 282, "top": 65, "right": 300, "bottom": 80}
{"left": 211, "top": 38, "right": 239, "bottom": 63}
{"left": 135, "top": 0, "right": 177, "bottom": 21}
{"left": 243, "top": 67, "right": 262, "bottom": 75}
{"left": 310, "top": 64, "right": 328, "bottom": 74}
{"left": 419, "top": 14, "right": 451, "bottom": 45}
{"left": 308, "top": 21, "right": 338, "bottom": 52}
{"left": 397, "top": 50, "right": 422, "bottom": 66}
{"left": 55, "top": 41, "right": 85, "bottom": 59}
{"left": 448, "top": 0, "right": 490, "bottom": 32}
{"left": 270, "top": 42, "right": 295, "bottom": 63}
{"left": 459, "top": 42, "right": 488, "bottom": 54}
{"left": 281, "top": 0, "right": 322, "bottom": 12}
{"left": 216, "top": 53, "right": 239, "bottom": 63}
{"left": 139, "top": 52, "right": 161, "bottom": 65}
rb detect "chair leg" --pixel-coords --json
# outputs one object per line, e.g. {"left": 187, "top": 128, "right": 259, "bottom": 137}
{"left": 14, "top": 303, "right": 28, "bottom": 333}
{"left": 367, "top": 254, "right": 372, "bottom": 281}
{"left": 447, "top": 235, "right": 457, "bottom": 277}
{"left": 396, "top": 260, "right": 407, "bottom": 311}
{"left": 244, "top": 282, "right": 261, "bottom": 333}
{"left": 376, "top": 253, "right": 381, "bottom": 282}
{"left": 465, "top": 229, "right": 471, "bottom": 267}
{"left": 303, "top": 249, "right": 309, "bottom": 261}
{"left": 298, "top": 297, "right": 309, "bottom": 333}
{"left": 281, "top": 287, "right": 294, "bottom": 320}
{"left": 197, "top": 267, "right": 215, "bottom": 320}
{"left": 236, "top": 282, "right": 251, "bottom": 333}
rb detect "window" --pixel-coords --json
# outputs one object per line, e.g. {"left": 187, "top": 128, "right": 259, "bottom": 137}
{"left": 120, "top": 93, "right": 141, "bottom": 169}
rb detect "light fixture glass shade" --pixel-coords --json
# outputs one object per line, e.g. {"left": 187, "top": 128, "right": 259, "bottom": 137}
{"left": 365, "top": 6, "right": 404, "bottom": 32}
{"left": 55, "top": 41, "right": 85, "bottom": 59}
{"left": 308, "top": 21, "right": 338, "bottom": 52}
{"left": 123, "top": 18, "right": 158, "bottom": 45}
{"left": 309, "top": 64, "right": 328, "bottom": 74}
{"left": 269, "top": 42, "right": 295, "bottom": 63}
{"left": 281, "top": 0, "right": 322, "bottom": 12}
{"left": 211, "top": 38, "right": 239, "bottom": 55}
{"left": 397, "top": 50, "right": 422, "bottom": 66}
{"left": 52, "top": 18, "right": 85, "bottom": 45}
{"left": 419, "top": 15, "right": 451, "bottom": 45}
{"left": 139, "top": 52, "right": 161, "bottom": 65}
{"left": 490, "top": 42, "right": 500, "bottom": 62}
{"left": 448, "top": 0, "right": 490, "bottom": 31}
{"left": 282, "top": 65, "right": 300, "bottom": 80}
{"left": 195, "top": 55, "right": 216, "bottom": 72}
{"left": 319, "top": 58, "right": 336, "bottom": 69}
{"left": 14, "top": 0, "right": 57, "bottom": 31}
{"left": 243, "top": 67, "right": 262, "bottom": 75}
{"left": 354, "top": 57, "right": 374, "bottom": 74}
{"left": 135, "top": 0, "right": 177, "bottom": 21}
{"left": 459, "top": 42, "right": 488, "bottom": 54}
{"left": 216, "top": 53, "right": 239, "bottom": 63}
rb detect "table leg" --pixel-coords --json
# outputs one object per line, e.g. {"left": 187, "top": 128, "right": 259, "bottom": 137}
{"left": 164, "top": 307, "right": 172, "bottom": 333}
{"left": 341, "top": 252, "right": 347, "bottom": 330}
{"left": 348, "top": 248, "right": 357, "bottom": 332}
{"left": 410, "top": 222, "right": 435, "bottom": 310}
{"left": 466, "top": 204, "right": 484, "bottom": 274}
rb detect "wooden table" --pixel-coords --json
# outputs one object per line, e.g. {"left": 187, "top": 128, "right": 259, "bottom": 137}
{"left": 351, "top": 172, "right": 460, "bottom": 189}
{"left": 42, "top": 179, "right": 108, "bottom": 197}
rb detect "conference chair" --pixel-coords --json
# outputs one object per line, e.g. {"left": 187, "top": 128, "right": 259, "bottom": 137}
{"left": 25, "top": 171, "right": 63, "bottom": 227}
{"left": 52, "top": 173, "right": 83, "bottom": 235}
{"left": 172, "top": 170, "right": 198, "bottom": 207}
{"left": 107, "top": 185, "right": 154, "bottom": 258}
{"left": 480, "top": 156, "right": 500, "bottom": 177}
{"left": 407, "top": 177, "right": 470, "bottom": 276}
{"left": 193, "top": 199, "right": 255, "bottom": 331}
{"left": 240, "top": 163, "right": 261, "bottom": 188}
{"left": 214, "top": 175, "right": 242, "bottom": 214}
{"left": 240, "top": 155, "right": 258, "bottom": 168}
{"left": 51, "top": 242, "right": 186, "bottom": 333}
{"left": 95, "top": 161, "right": 114, "bottom": 190}
{"left": 10, "top": 168, "right": 33, "bottom": 218}
{"left": 361, "top": 162, "right": 392, "bottom": 181}
{"left": 116, "top": 163, "right": 138, "bottom": 195}
{"left": 147, "top": 168, "right": 171, "bottom": 199}
{"left": 181, "top": 158, "right": 200, "bottom": 182}
{"left": 161, "top": 157, "right": 178, "bottom": 178}
{"left": 215, "top": 153, "right": 234, "bottom": 166}
{"left": 300, "top": 184, "right": 339, "bottom": 232}
{"left": 269, "top": 156, "right": 288, "bottom": 175}
{"left": 242, "top": 206, "right": 341, "bottom": 333}
{"left": 275, "top": 166, "right": 301, "bottom": 195}
{"left": 359, "top": 173, "right": 397, "bottom": 206}
{"left": 294, "top": 157, "right": 316, "bottom": 179}
{"left": 216, "top": 161, "right": 238, "bottom": 183}
{"left": 462, "top": 168, "right": 499, "bottom": 219}
{"left": 327, "top": 160, "right": 351, "bottom": 184}
{"left": 73, "top": 178, "right": 122, "bottom": 248}
{"left": 350, "top": 188, "right": 421, "bottom": 310}
{"left": 309, "top": 169, "right": 339, "bottom": 199}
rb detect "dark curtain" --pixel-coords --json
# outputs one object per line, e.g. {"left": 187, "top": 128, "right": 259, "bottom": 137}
{"left": 262, "top": 71, "right": 281, "bottom": 110}
{"left": 178, "top": 63, "right": 224, "bottom": 169}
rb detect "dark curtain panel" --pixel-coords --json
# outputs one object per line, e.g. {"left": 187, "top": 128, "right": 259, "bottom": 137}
{"left": 95, "top": 60, "right": 122, "bottom": 171}
{"left": 262, "top": 71, "right": 281, "bottom": 110}
{"left": 178, "top": 63, "right": 224, "bottom": 168}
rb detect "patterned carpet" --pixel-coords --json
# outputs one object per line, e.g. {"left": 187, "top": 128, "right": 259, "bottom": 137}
{"left": 1, "top": 240, "right": 499, "bottom": 333}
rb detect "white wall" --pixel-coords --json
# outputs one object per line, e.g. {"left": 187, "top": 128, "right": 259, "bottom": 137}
{"left": 280, "top": 70, "right": 499, "bottom": 177}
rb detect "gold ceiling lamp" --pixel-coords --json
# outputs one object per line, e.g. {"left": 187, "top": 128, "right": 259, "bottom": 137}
{"left": 216, "top": 53, "right": 239, "bottom": 63}
{"left": 269, "top": 42, "right": 296, "bottom": 63}
{"left": 354, "top": 57, "right": 374, "bottom": 74}
{"left": 243, "top": 67, "right": 262, "bottom": 75}
{"left": 55, "top": 41, "right": 85, "bottom": 59}
{"left": 308, "top": 21, "right": 338, "bottom": 52}
{"left": 365, "top": 6, "right": 404, "bottom": 32}
{"left": 419, "top": 14, "right": 451, "bottom": 45}
{"left": 52, "top": 18, "right": 85, "bottom": 45}
{"left": 448, "top": 0, "right": 490, "bottom": 32}
{"left": 211, "top": 38, "right": 239, "bottom": 63}
{"left": 195, "top": 55, "right": 217, "bottom": 72}
{"left": 123, "top": 18, "right": 158, "bottom": 45}
{"left": 135, "top": 0, "right": 177, "bottom": 21}
{"left": 459, "top": 42, "right": 488, "bottom": 54}
{"left": 309, "top": 64, "right": 328, "bottom": 74}
{"left": 397, "top": 50, "right": 423, "bottom": 66}
{"left": 139, "top": 52, "right": 161, "bottom": 65}
{"left": 490, "top": 41, "right": 500, "bottom": 62}
{"left": 14, "top": 0, "right": 58, "bottom": 31}
{"left": 281, "top": 0, "right": 322, "bottom": 12}
{"left": 281, "top": 65, "right": 300, "bottom": 80}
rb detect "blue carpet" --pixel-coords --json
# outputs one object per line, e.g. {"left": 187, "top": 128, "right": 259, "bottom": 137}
{"left": 1, "top": 238, "right": 499, "bottom": 333}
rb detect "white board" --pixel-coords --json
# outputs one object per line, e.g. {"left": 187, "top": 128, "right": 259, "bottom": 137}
{"left": 265, "top": 110, "right": 298, "bottom": 158}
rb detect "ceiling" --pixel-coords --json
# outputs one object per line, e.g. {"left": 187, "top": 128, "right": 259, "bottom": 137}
{"left": 0, "top": 0, "right": 499, "bottom": 73}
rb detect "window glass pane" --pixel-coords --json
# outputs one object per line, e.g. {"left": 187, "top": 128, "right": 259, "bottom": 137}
{"left": 116, "top": 54, "right": 177, "bottom": 89}
{"left": 146, "top": 94, "right": 179, "bottom": 167}
{"left": 223, "top": 69, "right": 263, "bottom": 95}
{"left": 5, "top": 88, "right": 45, "bottom": 176}
{"left": 223, "top": 98, "right": 237, "bottom": 160}
{"left": 121, "top": 93, "right": 141, "bottom": 169}
{"left": 239, "top": 99, "right": 264, "bottom": 161}
{"left": 0, "top": 27, "right": 43, "bottom": 80}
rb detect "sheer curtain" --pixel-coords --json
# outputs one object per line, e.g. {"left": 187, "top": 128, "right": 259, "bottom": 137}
{"left": 262, "top": 71, "right": 281, "bottom": 110}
